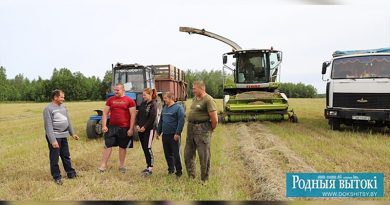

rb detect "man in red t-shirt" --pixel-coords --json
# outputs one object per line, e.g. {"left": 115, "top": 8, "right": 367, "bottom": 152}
{"left": 98, "top": 83, "right": 136, "bottom": 173}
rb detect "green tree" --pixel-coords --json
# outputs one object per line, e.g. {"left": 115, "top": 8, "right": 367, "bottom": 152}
{"left": 100, "top": 70, "right": 112, "bottom": 99}
{"left": 279, "top": 82, "right": 317, "bottom": 98}
{"left": 0, "top": 66, "right": 9, "bottom": 101}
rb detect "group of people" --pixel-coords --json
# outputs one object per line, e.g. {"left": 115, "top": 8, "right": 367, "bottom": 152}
{"left": 43, "top": 80, "right": 218, "bottom": 185}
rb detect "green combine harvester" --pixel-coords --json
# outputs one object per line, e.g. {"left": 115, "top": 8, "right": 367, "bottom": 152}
{"left": 180, "top": 27, "right": 297, "bottom": 123}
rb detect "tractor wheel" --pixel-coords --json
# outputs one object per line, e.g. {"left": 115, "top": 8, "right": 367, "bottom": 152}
{"left": 86, "top": 120, "right": 102, "bottom": 139}
{"left": 329, "top": 119, "right": 341, "bottom": 130}
{"left": 290, "top": 114, "right": 298, "bottom": 123}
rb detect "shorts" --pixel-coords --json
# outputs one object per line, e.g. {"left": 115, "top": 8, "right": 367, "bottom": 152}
{"left": 104, "top": 125, "right": 133, "bottom": 149}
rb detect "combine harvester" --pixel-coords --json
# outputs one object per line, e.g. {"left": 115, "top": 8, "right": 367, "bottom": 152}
{"left": 179, "top": 26, "right": 297, "bottom": 122}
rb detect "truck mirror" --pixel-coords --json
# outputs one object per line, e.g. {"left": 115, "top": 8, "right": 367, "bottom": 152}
{"left": 223, "top": 55, "right": 227, "bottom": 64}
{"left": 322, "top": 61, "right": 330, "bottom": 74}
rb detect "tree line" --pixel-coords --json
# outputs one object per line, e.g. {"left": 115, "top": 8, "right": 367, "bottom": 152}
{"left": 0, "top": 66, "right": 318, "bottom": 102}
{"left": 185, "top": 69, "right": 318, "bottom": 98}
{"left": 0, "top": 66, "right": 112, "bottom": 102}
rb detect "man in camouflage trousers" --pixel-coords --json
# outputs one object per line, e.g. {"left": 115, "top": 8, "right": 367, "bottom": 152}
{"left": 184, "top": 80, "right": 218, "bottom": 183}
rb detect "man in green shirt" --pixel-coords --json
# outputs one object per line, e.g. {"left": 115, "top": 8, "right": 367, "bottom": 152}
{"left": 184, "top": 80, "right": 218, "bottom": 184}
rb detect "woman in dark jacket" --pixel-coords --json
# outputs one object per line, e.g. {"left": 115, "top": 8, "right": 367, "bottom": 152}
{"left": 136, "top": 88, "right": 157, "bottom": 176}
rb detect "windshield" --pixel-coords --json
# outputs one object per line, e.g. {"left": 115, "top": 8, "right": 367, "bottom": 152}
{"left": 114, "top": 68, "right": 145, "bottom": 91}
{"left": 332, "top": 55, "right": 390, "bottom": 79}
{"left": 236, "top": 52, "right": 268, "bottom": 83}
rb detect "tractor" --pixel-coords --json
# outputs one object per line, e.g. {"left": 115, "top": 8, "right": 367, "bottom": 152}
{"left": 179, "top": 26, "right": 297, "bottom": 122}
{"left": 86, "top": 63, "right": 187, "bottom": 139}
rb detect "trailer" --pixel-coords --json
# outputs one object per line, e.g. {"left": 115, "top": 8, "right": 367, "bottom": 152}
{"left": 152, "top": 64, "right": 187, "bottom": 109}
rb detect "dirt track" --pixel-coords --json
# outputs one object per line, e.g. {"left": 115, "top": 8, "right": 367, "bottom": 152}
{"left": 229, "top": 122, "right": 316, "bottom": 200}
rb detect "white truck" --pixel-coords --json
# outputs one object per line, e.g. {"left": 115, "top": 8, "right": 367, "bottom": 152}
{"left": 321, "top": 48, "right": 390, "bottom": 130}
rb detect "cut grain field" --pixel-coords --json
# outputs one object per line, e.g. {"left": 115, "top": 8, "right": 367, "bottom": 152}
{"left": 0, "top": 101, "right": 251, "bottom": 200}
{"left": 263, "top": 99, "right": 390, "bottom": 200}
{"left": 0, "top": 98, "right": 389, "bottom": 200}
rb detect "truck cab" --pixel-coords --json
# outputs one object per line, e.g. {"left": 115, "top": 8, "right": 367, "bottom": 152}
{"left": 322, "top": 48, "right": 390, "bottom": 130}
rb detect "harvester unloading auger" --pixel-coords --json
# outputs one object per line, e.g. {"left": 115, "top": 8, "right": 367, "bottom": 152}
{"left": 179, "top": 26, "right": 298, "bottom": 123}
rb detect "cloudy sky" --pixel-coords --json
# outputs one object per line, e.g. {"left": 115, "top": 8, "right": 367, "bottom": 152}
{"left": 1, "top": 0, "right": 389, "bottom": 93}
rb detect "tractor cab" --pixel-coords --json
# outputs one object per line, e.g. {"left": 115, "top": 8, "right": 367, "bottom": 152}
{"left": 86, "top": 63, "right": 155, "bottom": 139}
{"left": 222, "top": 49, "right": 282, "bottom": 95}
{"left": 110, "top": 63, "right": 155, "bottom": 106}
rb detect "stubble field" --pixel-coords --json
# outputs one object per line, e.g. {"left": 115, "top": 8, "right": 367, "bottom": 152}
{"left": 0, "top": 98, "right": 389, "bottom": 200}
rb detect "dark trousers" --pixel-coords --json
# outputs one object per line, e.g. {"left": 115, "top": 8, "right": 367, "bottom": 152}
{"left": 162, "top": 133, "right": 182, "bottom": 175}
{"left": 139, "top": 129, "right": 154, "bottom": 168}
{"left": 46, "top": 137, "right": 76, "bottom": 180}
{"left": 184, "top": 122, "right": 212, "bottom": 181}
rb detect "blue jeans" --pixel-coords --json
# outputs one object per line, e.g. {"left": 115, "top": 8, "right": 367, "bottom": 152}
{"left": 46, "top": 137, "right": 76, "bottom": 180}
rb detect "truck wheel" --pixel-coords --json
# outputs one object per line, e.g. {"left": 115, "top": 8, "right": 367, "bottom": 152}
{"left": 329, "top": 119, "right": 341, "bottom": 130}
{"left": 86, "top": 120, "right": 102, "bottom": 139}
{"left": 290, "top": 114, "right": 298, "bottom": 123}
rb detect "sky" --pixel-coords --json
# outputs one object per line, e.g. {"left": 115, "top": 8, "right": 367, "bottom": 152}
{"left": 1, "top": 0, "right": 390, "bottom": 93}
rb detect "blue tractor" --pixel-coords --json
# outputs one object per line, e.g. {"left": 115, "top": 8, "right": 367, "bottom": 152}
{"left": 86, "top": 63, "right": 161, "bottom": 139}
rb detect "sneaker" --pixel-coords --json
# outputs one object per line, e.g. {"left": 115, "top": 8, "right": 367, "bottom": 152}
{"left": 168, "top": 170, "right": 175, "bottom": 175}
{"left": 175, "top": 172, "right": 182, "bottom": 178}
{"left": 201, "top": 180, "right": 208, "bottom": 186}
{"left": 54, "top": 178, "right": 63, "bottom": 185}
{"left": 143, "top": 170, "right": 152, "bottom": 176}
{"left": 67, "top": 173, "right": 77, "bottom": 179}
{"left": 119, "top": 167, "right": 126, "bottom": 174}
{"left": 97, "top": 167, "right": 106, "bottom": 173}
{"left": 141, "top": 168, "right": 149, "bottom": 174}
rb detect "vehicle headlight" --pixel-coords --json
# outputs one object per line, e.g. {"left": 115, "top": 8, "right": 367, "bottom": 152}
{"left": 328, "top": 111, "right": 338, "bottom": 116}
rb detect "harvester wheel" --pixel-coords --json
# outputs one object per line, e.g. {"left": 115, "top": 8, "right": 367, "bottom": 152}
{"left": 329, "top": 119, "right": 340, "bottom": 130}
{"left": 290, "top": 114, "right": 298, "bottom": 123}
{"left": 86, "top": 120, "right": 102, "bottom": 139}
{"left": 218, "top": 114, "right": 224, "bottom": 124}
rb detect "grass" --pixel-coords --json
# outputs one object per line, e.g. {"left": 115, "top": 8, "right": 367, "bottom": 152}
{"left": 0, "top": 101, "right": 251, "bottom": 200}
{"left": 263, "top": 98, "right": 390, "bottom": 200}
{"left": 1, "top": 98, "right": 389, "bottom": 200}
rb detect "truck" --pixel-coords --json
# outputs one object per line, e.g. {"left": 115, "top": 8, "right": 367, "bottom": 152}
{"left": 321, "top": 47, "right": 390, "bottom": 130}
{"left": 86, "top": 63, "right": 187, "bottom": 139}
{"left": 179, "top": 26, "right": 297, "bottom": 122}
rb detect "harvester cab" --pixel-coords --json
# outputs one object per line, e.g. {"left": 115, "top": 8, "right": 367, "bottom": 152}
{"left": 180, "top": 26, "right": 297, "bottom": 122}
{"left": 86, "top": 63, "right": 159, "bottom": 139}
